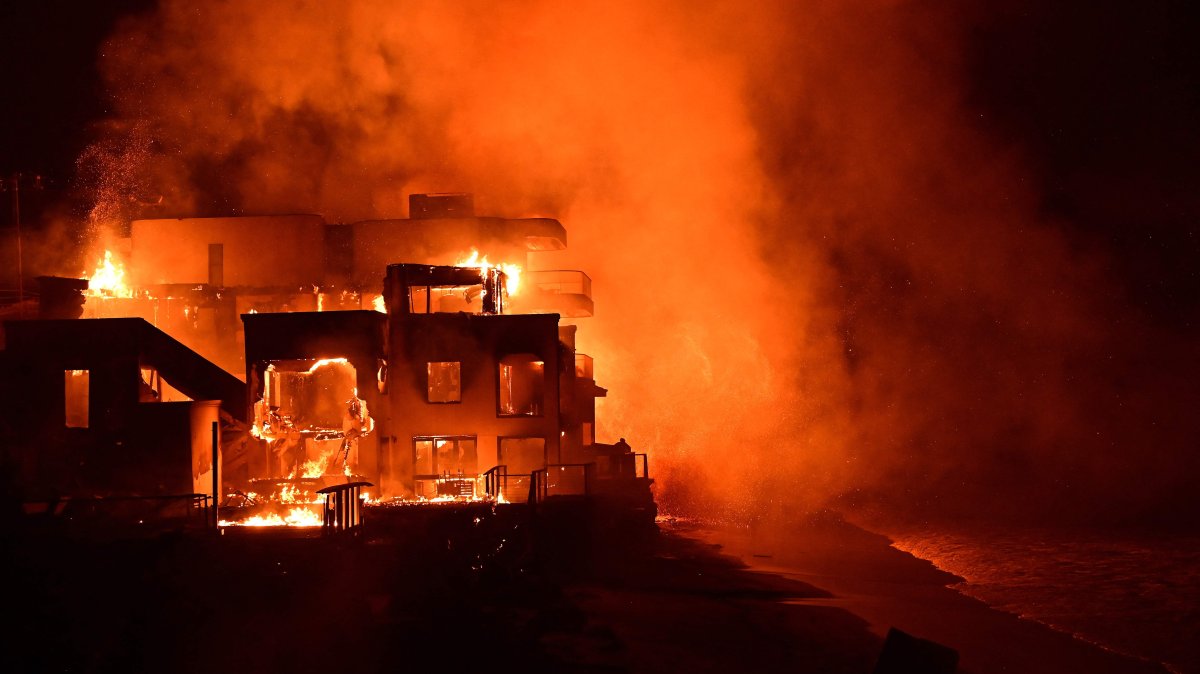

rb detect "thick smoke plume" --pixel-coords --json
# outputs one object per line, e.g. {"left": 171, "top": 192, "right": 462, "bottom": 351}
{"left": 93, "top": 0, "right": 1198, "bottom": 527}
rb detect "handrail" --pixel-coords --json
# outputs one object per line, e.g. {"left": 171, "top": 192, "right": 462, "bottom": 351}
{"left": 530, "top": 469, "right": 546, "bottom": 504}
{"left": 487, "top": 464, "right": 600, "bottom": 505}
{"left": 533, "top": 463, "right": 596, "bottom": 502}
{"left": 482, "top": 464, "right": 509, "bottom": 499}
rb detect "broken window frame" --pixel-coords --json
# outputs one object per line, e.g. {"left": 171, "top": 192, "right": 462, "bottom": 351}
{"left": 426, "top": 361, "right": 462, "bottom": 403}
{"left": 255, "top": 358, "right": 361, "bottom": 439}
{"left": 497, "top": 354, "right": 545, "bottom": 417}
{"left": 407, "top": 284, "right": 487, "bottom": 314}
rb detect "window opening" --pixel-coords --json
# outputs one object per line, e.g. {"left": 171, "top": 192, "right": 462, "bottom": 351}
{"left": 413, "top": 436, "right": 478, "bottom": 498}
{"left": 251, "top": 358, "right": 374, "bottom": 478}
{"left": 498, "top": 354, "right": 544, "bottom": 416}
{"left": 426, "top": 361, "right": 461, "bottom": 403}
{"left": 64, "top": 369, "right": 89, "bottom": 428}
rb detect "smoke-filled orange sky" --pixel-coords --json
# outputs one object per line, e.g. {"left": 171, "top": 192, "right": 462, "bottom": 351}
{"left": 11, "top": 0, "right": 1198, "bottom": 526}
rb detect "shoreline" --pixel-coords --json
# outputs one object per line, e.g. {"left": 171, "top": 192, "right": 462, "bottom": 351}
{"left": 912, "top": 563, "right": 1182, "bottom": 674}
{"left": 871, "top": 520, "right": 1197, "bottom": 674}
{"left": 666, "top": 513, "right": 1175, "bottom": 674}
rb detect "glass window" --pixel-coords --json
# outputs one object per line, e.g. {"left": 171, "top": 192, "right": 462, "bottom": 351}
{"left": 498, "top": 354, "right": 544, "bottom": 416}
{"left": 426, "top": 362, "right": 461, "bottom": 403}
{"left": 435, "top": 437, "right": 477, "bottom": 475}
{"left": 414, "top": 439, "right": 434, "bottom": 475}
{"left": 413, "top": 436, "right": 477, "bottom": 477}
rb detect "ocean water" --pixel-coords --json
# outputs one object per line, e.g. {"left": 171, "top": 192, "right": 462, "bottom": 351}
{"left": 884, "top": 526, "right": 1200, "bottom": 674}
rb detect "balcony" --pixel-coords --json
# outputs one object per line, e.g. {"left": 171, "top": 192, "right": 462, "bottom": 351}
{"left": 574, "top": 352, "right": 606, "bottom": 399}
{"left": 510, "top": 270, "right": 594, "bottom": 317}
{"left": 575, "top": 353, "right": 594, "bottom": 380}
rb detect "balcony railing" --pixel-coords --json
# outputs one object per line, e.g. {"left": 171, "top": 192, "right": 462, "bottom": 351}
{"left": 575, "top": 353, "right": 594, "bottom": 380}
{"left": 524, "top": 270, "right": 592, "bottom": 298}
{"left": 531, "top": 463, "right": 595, "bottom": 503}
{"left": 482, "top": 465, "right": 531, "bottom": 503}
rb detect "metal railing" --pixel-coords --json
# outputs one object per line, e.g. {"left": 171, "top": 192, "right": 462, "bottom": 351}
{"left": 484, "top": 463, "right": 601, "bottom": 504}
{"left": 531, "top": 463, "right": 595, "bottom": 504}
{"left": 481, "top": 464, "right": 531, "bottom": 503}
{"left": 482, "top": 465, "right": 508, "bottom": 498}
{"left": 588, "top": 450, "right": 651, "bottom": 480}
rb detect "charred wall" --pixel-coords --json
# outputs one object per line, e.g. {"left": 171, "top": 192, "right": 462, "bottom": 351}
{"left": 131, "top": 215, "right": 327, "bottom": 287}
{"left": 385, "top": 312, "right": 562, "bottom": 496}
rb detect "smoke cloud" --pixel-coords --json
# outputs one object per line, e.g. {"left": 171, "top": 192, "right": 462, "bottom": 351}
{"left": 91, "top": 0, "right": 1199, "bottom": 527}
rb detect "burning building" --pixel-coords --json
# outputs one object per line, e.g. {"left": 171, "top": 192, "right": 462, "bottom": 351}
{"left": 1, "top": 193, "right": 651, "bottom": 530}
{"left": 79, "top": 193, "right": 570, "bottom": 373}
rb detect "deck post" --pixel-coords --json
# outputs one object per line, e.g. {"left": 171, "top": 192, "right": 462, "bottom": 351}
{"left": 211, "top": 421, "right": 219, "bottom": 528}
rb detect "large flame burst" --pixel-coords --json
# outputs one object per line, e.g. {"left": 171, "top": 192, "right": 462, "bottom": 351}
{"left": 85, "top": 250, "right": 134, "bottom": 298}
{"left": 455, "top": 248, "right": 522, "bottom": 297}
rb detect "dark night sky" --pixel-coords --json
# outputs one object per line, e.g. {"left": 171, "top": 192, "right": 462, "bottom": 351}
{"left": 0, "top": 1, "right": 153, "bottom": 180}
{"left": 2, "top": 0, "right": 1198, "bottom": 330}
{"left": 963, "top": 2, "right": 1200, "bottom": 332}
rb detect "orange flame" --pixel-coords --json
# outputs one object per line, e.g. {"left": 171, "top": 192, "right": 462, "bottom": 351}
{"left": 220, "top": 506, "right": 322, "bottom": 527}
{"left": 455, "top": 248, "right": 522, "bottom": 297}
{"left": 85, "top": 250, "right": 133, "bottom": 298}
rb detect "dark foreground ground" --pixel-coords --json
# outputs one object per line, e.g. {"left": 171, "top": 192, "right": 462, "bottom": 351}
{"left": 2, "top": 502, "right": 1170, "bottom": 673}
